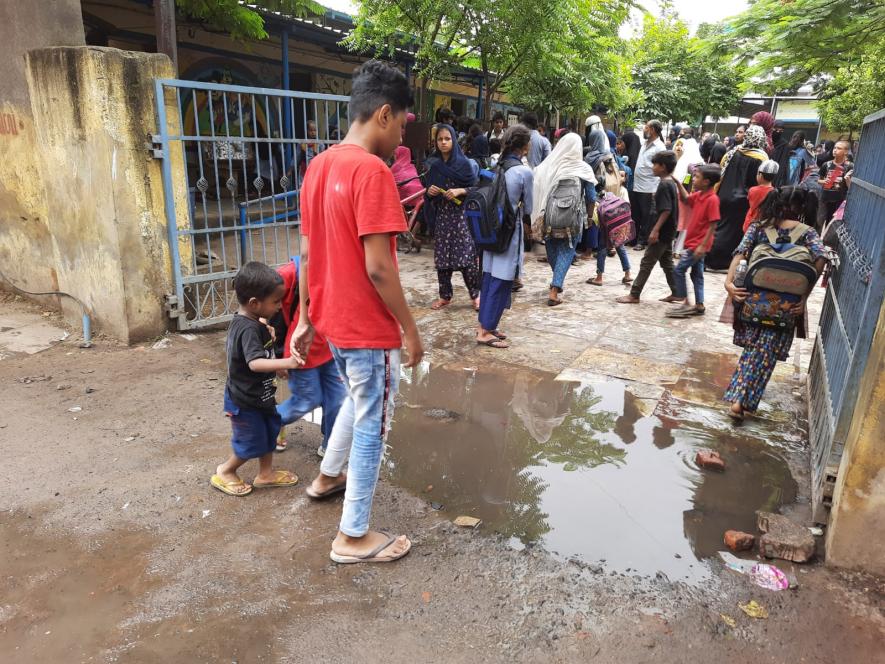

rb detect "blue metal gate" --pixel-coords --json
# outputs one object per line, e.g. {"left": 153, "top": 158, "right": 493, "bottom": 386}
{"left": 809, "top": 109, "right": 885, "bottom": 522}
{"left": 153, "top": 78, "right": 348, "bottom": 328}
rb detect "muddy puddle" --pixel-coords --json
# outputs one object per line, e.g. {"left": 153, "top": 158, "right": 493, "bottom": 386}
{"left": 387, "top": 363, "right": 797, "bottom": 582}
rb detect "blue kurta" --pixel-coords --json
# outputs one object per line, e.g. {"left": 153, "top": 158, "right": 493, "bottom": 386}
{"left": 483, "top": 163, "right": 534, "bottom": 280}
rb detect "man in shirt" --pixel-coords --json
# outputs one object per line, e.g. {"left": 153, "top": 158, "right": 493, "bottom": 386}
{"left": 522, "top": 112, "right": 551, "bottom": 169}
{"left": 291, "top": 60, "right": 424, "bottom": 565}
{"left": 631, "top": 119, "right": 665, "bottom": 250}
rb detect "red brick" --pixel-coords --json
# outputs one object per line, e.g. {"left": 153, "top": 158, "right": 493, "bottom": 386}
{"left": 724, "top": 530, "right": 755, "bottom": 551}
{"left": 695, "top": 450, "right": 726, "bottom": 471}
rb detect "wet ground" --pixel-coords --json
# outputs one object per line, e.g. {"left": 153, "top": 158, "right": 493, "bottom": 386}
{"left": 1, "top": 244, "right": 883, "bottom": 663}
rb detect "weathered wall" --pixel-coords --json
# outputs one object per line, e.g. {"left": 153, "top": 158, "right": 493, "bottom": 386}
{"left": 0, "top": 1, "right": 84, "bottom": 295}
{"left": 26, "top": 47, "right": 188, "bottom": 343}
{"left": 826, "top": 298, "right": 885, "bottom": 576}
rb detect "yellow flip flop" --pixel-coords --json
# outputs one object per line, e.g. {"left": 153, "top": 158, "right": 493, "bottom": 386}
{"left": 252, "top": 470, "right": 299, "bottom": 488}
{"left": 210, "top": 474, "right": 252, "bottom": 496}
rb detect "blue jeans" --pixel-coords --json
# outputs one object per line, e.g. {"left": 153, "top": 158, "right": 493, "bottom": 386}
{"left": 276, "top": 359, "right": 346, "bottom": 449}
{"left": 545, "top": 237, "right": 576, "bottom": 290}
{"left": 320, "top": 345, "right": 401, "bottom": 538}
{"left": 674, "top": 249, "right": 705, "bottom": 304}
{"left": 596, "top": 245, "right": 630, "bottom": 275}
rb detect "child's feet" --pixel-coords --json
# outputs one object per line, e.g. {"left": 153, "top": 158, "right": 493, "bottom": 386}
{"left": 252, "top": 469, "right": 298, "bottom": 488}
{"left": 666, "top": 303, "right": 705, "bottom": 318}
{"left": 430, "top": 299, "right": 451, "bottom": 310}
{"left": 728, "top": 401, "right": 745, "bottom": 421}
{"left": 659, "top": 294, "right": 684, "bottom": 303}
{"left": 317, "top": 444, "right": 326, "bottom": 458}
{"left": 586, "top": 274, "right": 604, "bottom": 286}
{"left": 275, "top": 426, "right": 288, "bottom": 452}
{"left": 616, "top": 294, "right": 640, "bottom": 304}
{"left": 621, "top": 272, "right": 633, "bottom": 284}
{"left": 211, "top": 465, "right": 252, "bottom": 496}
{"left": 473, "top": 296, "right": 481, "bottom": 311}
{"left": 307, "top": 471, "right": 347, "bottom": 499}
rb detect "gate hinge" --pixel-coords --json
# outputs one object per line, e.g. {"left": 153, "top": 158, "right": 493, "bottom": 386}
{"left": 149, "top": 134, "right": 164, "bottom": 159}
{"left": 164, "top": 293, "right": 183, "bottom": 320}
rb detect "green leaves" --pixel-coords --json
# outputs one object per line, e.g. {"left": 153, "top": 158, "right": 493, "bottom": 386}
{"left": 175, "top": 0, "right": 325, "bottom": 41}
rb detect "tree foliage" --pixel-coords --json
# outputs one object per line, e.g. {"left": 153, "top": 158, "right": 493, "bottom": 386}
{"left": 708, "top": 0, "right": 885, "bottom": 132}
{"left": 628, "top": 8, "right": 745, "bottom": 123}
{"left": 175, "top": 0, "right": 325, "bottom": 41}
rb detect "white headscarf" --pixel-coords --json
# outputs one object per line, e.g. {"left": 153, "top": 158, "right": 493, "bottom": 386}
{"left": 674, "top": 137, "right": 703, "bottom": 181}
{"left": 531, "top": 133, "right": 597, "bottom": 226}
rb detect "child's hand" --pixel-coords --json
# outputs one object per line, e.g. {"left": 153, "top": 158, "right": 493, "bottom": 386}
{"left": 285, "top": 354, "right": 305, "bottom": 369}
{"left": 427, "top": 185, "right": 442, "bottom": 197}
{"left": 444, "top": 188, "right": 465, "bottom": 201}
{"left": 648, "top": 229, "right": 659, "bottom": 245}
{"left": 726, "top": 283, "right": 749, "bottom": 303}
{"left": 276, "top": 369, "right": 288, "bottom": 380}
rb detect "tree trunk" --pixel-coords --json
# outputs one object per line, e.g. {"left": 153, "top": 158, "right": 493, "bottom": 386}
{"left": 420, "top": 76, "right": 431, "bottom": 121}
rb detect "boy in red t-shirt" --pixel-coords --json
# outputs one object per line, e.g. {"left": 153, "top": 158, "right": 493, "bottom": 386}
{"left": 743, "top": 160, "right": 778, "bottom": 232}
{"left": 274, "top": 258, "right": 346, "bottom": 459}
{"left": 667, "top": 165, "right": 722, "bottom": 318}
{"left": 289, "top": 61, "right": 424, "bottom": 565}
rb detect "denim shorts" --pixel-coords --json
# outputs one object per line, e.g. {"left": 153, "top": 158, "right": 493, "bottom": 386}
{"left": 224, "top": 389, "right": 282, "bottom": 460}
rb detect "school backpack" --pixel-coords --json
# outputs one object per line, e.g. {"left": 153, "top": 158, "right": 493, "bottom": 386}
{"left": 464, "top": 160, "right": 521, "bottom": 253}
{"left": 597, "top": 191, "right": 635, "bottom": 248}
{"left": 739, "top": 223, "right": 818, "bottom": 329}
{"left": 543, "top": 177, "right": 585, "bottom": 242}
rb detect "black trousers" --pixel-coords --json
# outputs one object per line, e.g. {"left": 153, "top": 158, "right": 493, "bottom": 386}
{"left": 630, "top": 191, "right": 655, "bottom": 246}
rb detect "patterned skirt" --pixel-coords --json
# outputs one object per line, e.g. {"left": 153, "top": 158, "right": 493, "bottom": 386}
{"left": 724, "top": 325, "right": 794, "bottom": 412}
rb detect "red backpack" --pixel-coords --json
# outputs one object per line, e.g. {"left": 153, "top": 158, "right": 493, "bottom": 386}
{"left": 597, "top": 192, "right": 635, "bottom": 247}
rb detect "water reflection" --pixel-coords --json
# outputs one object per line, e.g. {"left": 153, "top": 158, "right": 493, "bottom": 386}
{"left": 387, "top": 363, "right": 797, "bottom": 581}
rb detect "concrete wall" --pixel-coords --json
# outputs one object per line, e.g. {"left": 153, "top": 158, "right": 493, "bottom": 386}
{"left": 0, "top": 1, "right": 84, "bottom": 294}
{"left": 826, "top": 298, "right": 885, "bottom": 576}
{"left": 25, "top": 47, "right": 189, "bottom": 343}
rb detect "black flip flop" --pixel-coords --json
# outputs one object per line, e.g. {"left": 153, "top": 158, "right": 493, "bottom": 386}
{"left": 491, "top": 331, "right": 507, "bottom": 340}
{"left": 477, "top": 338, "right": 509, "bottom": 348}
{"left": 547, "top": 298, "right": 563, "bottom": 306}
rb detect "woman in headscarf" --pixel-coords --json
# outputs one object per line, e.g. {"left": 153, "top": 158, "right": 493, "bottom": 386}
{"left": 673, "top": 135, "right": 704, "bottom": 254}
{"left": 620, "top": 131, "right": 641, "bottom": 180}
{"left": 476, "top": 125, "right": 534, "bottom": 348}
{"left": 750, "top": 111, "right": 775, "bottom": 155}
{"left": 706, "top": 125, "right": 769, "bottom": 269}
{"left": 532, "top": 132, "right": 598, "bottom": 306}
{"left": 424, "top": 124, "right": 481, "bottom": 310}
{"left": 467, "top": 123, "right": 490, "bottom": 169}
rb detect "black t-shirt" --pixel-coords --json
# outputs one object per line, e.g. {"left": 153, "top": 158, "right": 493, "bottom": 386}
{"left": 653, "top": 179, "right": 679, "bottom": 242}
{"left": 226, "top": 314, "right": 276, "bottom": 413}
{"left": 818, "top": 160, "right": 854, "bottom": 202}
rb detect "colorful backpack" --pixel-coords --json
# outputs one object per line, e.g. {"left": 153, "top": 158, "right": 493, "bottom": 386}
{"left": 543, "top": 177, "right": 585, "bottom": 242}
{"left": 739, "top": 223, "right": 818, "bottom": 329}
{"left": 597, "top": 192, "right": 635, "bottom": 248}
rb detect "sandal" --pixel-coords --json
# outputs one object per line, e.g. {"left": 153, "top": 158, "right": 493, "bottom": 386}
{"left": 728, "top": 404, "right": 745, "bottom": 422}
{"left": 659, "top": 295, "right": 683, "bottom": 303}
{"left": 330, "top": 531, "right": 412, "bottom": 564}
{"left": 306, "top": 475, "right": 347, "bottom": 499}
{"left": 252, "top": 469, "right": 299, "bottom": 488}
{"left": 491, "top": 330, "right": 507, "bottom": 340}
{"left": 622, "top": 275, "right": 634, "bottom": 284}
{"left": 477, "top": 338, "right": 509, "bottom": 349}
{"left": 586, "top": 278, "right": 603, "bottom": 286}
{"left": 430, "top": 299, "right": 451, "bottom": 310}
{"left": 210, "top": 474, "right": 252, "bottom": 497}
{"left": 547, "top": 298, "right": 563, "bottom": 307}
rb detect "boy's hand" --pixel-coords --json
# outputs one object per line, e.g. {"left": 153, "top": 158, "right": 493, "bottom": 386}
{"left": 289, "top": 322, "right": 314, "bottom": 364}
{"left": 648, "top": 229, "right": 659, "bottom": 245}
{"left": 402, "top": 326, "right": 425, "bottom": 368}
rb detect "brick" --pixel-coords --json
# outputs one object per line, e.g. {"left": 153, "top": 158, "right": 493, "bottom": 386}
{"left": 724, "top": 530, "right": 755, "bottom": 551}
{"left": 757, "top": 511, "right": 816, "bottom": 563}
{"left": 695, "top": 450, "right": 726, "bottom": 472}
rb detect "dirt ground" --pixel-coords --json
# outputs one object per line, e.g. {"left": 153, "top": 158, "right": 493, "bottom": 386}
{"left": 1, "top": 248, "right": 883, "bottom": 663}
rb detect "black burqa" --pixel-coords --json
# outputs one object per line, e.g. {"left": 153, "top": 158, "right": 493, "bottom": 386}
{"left": 621, "top": 132, "right": 641, "bottom": 175}
{"left": 706, "top": 150, "right": 766, "bottom": 269}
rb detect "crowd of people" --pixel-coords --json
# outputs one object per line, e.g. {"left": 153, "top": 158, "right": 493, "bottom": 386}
{"left": 210, "top": 60, "right": 857, "bottom": 566}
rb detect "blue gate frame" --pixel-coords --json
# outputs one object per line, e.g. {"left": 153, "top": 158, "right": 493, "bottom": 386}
{"left": 808, "top": 109, "right": 885, "bottom": 522}
{"left": 153, "top": 78, "right": 349, "bottom": 328}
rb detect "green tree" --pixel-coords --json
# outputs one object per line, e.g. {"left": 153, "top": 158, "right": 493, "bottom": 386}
{"left": 176, "top": 0, "right": 325, "bottom": 41}
{"left": 628, "top": 9, "right": 745, "bottom": 123}
{"left": 344, "top": 0, "right": 467, "bottom": 118}
{"left": 709, "top": 0, "right": 885, "bottom": 134}
{"left": 505, "top": 0, "right": 635, "bottom": 122}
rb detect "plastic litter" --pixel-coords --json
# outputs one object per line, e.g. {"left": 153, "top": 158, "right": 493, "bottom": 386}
{"left": 67, "top": 406, "right": 82, "bottom": 413}
{"left": 720, "top": 613, "right": 736, "bottom": 628}
{"left": 738, "top": 600, "right": 768, "bottom": 619}
{"left": 718, "top": 551, "right": 756, "bottom": 574}
{"left": 808, "top": 526, "right": 824, "bottom": 536}
{"left": 749, "top": 563, "right": 790, "bottom": 591}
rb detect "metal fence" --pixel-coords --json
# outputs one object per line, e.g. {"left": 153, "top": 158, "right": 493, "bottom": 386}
{"left": 808, "top": 108, "right": 885, "bottom": 523}
{"left": 153, "top": 78, "right": 349, "bottom": 328}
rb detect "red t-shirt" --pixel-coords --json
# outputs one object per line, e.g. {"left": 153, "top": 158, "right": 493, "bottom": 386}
{"left": 683, "top": 189, "right": 720, "bottom": 252}
{"left": 300, "top": 144, "right": 407, "bottom": 349}
{"left": 277, "top": 261, "right": 333, "bottom": 369}
{"left": 743, "top": 184, "right": 773, "bottom": 232}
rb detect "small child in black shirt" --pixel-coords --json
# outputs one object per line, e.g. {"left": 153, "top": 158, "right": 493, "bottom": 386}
{"left": 211, "top": 262, "right": 303, "bottom": 496}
